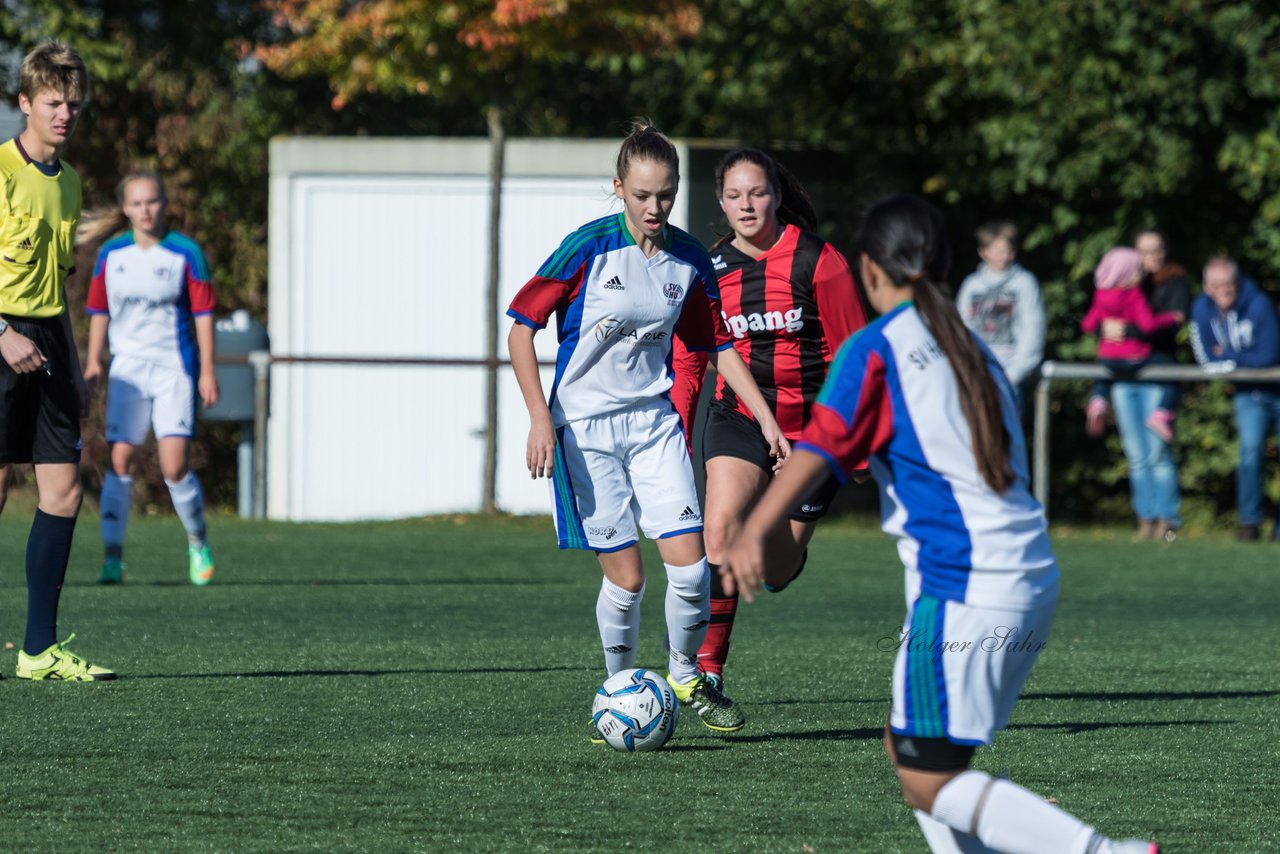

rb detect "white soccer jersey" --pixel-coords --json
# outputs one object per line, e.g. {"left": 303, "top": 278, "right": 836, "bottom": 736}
{"left": 798, "top": 301, "right": 1058, "bottom": 609}
{"left": 507, "top": 214, "right": 731, "bottom": 426}
{"left": 87, "top": 231, "right": 215, "bottom": 376}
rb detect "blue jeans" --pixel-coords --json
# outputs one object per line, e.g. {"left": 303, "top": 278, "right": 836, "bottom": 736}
{"left": 1232, "top": 390, "right": 1280, "bottom": 526}
{"left": 1111, "top": 381, "right": 1181, "bottom": 525}
{"left": 1093, "top": 354, "right": 1179, "bottom": 411}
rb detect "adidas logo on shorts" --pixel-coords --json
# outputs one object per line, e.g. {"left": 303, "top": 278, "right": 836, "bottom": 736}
{"left": 677, "top": 506, "right": 699, "bottom": 522}
{"left": 603, "top": 276, "right": 625, "bottom": 290}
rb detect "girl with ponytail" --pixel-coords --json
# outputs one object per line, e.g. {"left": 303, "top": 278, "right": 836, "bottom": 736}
{"left": 83, "top": 170, "right": 220, "bottom": 586}
{"left": 508, "top": 121, "right": 788, "bottom": 738}
{"left": 719, "top": 195, "right": 1159, "bottom": 854}
{"left": 673, "top": 148, "right": 869, "bottom": 714}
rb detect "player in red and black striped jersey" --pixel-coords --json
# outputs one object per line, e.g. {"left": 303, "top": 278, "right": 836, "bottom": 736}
{"left": 672, "top": 148, "right": 870, "bottom": 710}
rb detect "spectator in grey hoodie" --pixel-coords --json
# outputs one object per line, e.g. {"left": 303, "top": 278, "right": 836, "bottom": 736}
{"left": 956, "top": 221, "right": 1046, "bottom": 413}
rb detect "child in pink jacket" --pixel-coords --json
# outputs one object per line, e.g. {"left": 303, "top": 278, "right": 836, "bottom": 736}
{"left": 1082, "top": 247, "right": 1184, "bottom": 439}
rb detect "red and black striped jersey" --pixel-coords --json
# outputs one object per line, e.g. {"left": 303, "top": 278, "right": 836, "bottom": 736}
{"left": 710, "top": 225, "right": 868, "bottom": 439}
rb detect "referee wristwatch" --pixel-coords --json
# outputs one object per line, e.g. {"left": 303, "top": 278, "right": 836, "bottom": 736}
{"left": 0, "top": 317, "right": 8, "bottom": 337}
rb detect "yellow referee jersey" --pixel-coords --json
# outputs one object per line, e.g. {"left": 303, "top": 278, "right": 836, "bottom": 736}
{"left": 0, "top": 137, "right": 81, "bottom": 318}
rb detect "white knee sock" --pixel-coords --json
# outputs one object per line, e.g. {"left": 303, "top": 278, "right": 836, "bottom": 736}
{"left": 914, "top": 810, "right": 994, "bottom": 853}
{"left": 663, "top": 558, "right": 710, "bottom": 683}
{"left": 596, "top": 577, "right": 643, "bottom": 676}
{"left": 165, "top": 472, "right": 208, "bottom": 547}
{"left": 100, "top": 473, "right": 133, "bottom": 559}
{"left": 930, "top": 770, "right": 1109, "bottom": 854}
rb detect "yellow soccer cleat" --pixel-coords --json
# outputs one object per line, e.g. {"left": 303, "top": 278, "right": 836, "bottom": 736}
{"left": 666, "top": 672, "right": 745, "bottom": 733}
{"left": 16, "top": 634, "right": 117, "bottom": 681}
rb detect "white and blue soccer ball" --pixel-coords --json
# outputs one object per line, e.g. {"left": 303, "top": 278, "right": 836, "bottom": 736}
{"left": 592, "top": 667, "right": 678, "bottom": 752}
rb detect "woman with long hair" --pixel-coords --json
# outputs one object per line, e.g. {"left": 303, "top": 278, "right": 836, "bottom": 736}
{"left": 674, "top": 148, "right": 868, "bottom": 718}
{"left": 83, "top": 170, "right": 219, "bottom": 585}
{"left": 720, "top": 195, "right": 1158, "bottom": 853}
{"left": 508, "top": 121, "right": 788, "bottom": 738}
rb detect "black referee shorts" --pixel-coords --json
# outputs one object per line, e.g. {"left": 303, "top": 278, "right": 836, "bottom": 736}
{"left": 0, "top": 316, "right": 82, "bottom": 465}
{"left": 702, "top": 400, "right": 839, "bottom": 522}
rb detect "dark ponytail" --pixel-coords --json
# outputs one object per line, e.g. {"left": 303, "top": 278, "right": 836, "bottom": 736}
{"left": 710, "top": 147, "right": 817, "bottom": 250}
{"left": 859, "top": 194, "right": 1014, "bottom": 493}
{"left": 616, "top": 117, "right": 679, "bottom": 180}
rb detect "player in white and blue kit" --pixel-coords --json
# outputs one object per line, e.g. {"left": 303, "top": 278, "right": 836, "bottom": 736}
{"left": 83, "top": 171, "right": 219, "bottom": 586}
{"left": 508, "top": 120, "right": 789, "bottom": 737}
{"left": 721, "top": 196, "right": 1159, "bottom": 853}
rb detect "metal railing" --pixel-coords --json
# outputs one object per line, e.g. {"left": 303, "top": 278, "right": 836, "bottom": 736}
{"left": 226, "top": 352, "right": 544, "bottom": 519}
{"left": 227, "top": 353, "right": 1280, "bottom": 521}
{"left": 1032, "top": 360, "right": 1280, "bottom": 516}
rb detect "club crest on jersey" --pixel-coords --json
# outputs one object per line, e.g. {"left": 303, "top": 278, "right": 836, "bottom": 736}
{"left": 721, "top": 307, "right": 805, "bottom": 339}
{"left": 663, "top": 282, "right": 684, "bottom": 305}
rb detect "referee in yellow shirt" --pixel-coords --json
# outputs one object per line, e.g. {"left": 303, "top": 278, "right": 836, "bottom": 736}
{"left": 0, "top": 42, "right": 114, "bottom": 680}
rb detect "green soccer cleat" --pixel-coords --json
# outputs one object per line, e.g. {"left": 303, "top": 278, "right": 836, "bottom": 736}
{"left": 188, "top": 543, "right": 215, "bottom": 586}
{"left": 16, "top": 634, "right": 117, "bottom": 681}
{"left": 99, "top": 558, "right": 125, "bottom": 585}
{"left": 666, "top": 672, "right": 746, "bottom": 733}
{"left": 588, "top": 720, "right": 605, "bottom": 745}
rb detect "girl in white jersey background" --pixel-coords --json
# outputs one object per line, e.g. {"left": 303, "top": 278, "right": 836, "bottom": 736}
{"left": 507, "top": 120, "right": 788, "bottom": 736}
{"left": 721, "top": 195, "right": 1159, "bottom": 853}
{"left": 82, "top": 170, "right": 219, "bottom": 586}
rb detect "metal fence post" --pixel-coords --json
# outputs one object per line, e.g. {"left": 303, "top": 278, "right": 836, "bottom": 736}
{"left": 249, "top": 350, "right": 271, "bottom": 519}
{"left": 1033, "top": 368, "right": 1052, "bottom": 515}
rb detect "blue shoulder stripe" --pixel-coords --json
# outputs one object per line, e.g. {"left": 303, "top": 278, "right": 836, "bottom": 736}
{"left": 161, "top": 231, "right": 210, "bottom": 280}
{"left": 539, "top": 215, "right": 624, "bottom": 279}
{"left": 93, "top": 233, "right": 136, "bottom": 277}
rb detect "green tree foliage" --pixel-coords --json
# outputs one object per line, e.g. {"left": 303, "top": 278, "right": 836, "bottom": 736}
{"left": 0, "top": 2, "right": 314, "bottom": 506}
{"left": 5, "top": 0, "right": 1279, "bottom": 521}
{"left": 652, "top": 0, "right": 1280, "bottom": 525}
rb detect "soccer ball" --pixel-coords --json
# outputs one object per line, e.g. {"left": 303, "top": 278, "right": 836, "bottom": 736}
{"left": 591, "top": 667, "right": 679, "bottom": 752}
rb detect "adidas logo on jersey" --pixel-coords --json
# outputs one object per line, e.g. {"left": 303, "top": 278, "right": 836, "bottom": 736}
{"left": 603, "top": 275, "right": 625, "bottom": 290}
{"left": 721, "top": 306, "right": 805, "bottom": 339}
{"left": 677, "top": 506, "right": 699, "bottom": 522}
{"left": 17, "top": 237, "right": 33, "bottom": 250}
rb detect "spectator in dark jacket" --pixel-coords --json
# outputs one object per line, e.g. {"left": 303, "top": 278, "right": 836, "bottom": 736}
{"left": 1133, "top": 229, "right": 1192, "bottom": 360}
{"left": 1189, "top": 257, "right": 1280, "bottom": 541}
{"left": 1089, "top": 228, "right": 1191, "bottom": 437}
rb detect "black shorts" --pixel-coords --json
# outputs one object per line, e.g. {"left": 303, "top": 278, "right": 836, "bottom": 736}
{"left": 890, "top": 731, "right": 977, "bottom": 772}
{"left": 702, "top": 400, "right": 839, "bottom": 522}
{"left": 0, "top": 316, "right": 82, "bottom": 465}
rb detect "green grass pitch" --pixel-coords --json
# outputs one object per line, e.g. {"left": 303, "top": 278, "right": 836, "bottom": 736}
{"left": 0, "top": 512, "right": 1276, "bottom": 851}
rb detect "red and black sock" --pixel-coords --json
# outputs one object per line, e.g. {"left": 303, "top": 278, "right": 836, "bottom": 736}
{"left": 697, "top": 563, "right": 738, "bottom": 676}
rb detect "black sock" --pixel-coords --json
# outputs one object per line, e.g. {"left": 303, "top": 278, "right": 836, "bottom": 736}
{"left": 25, "top": 509, "right": 77, "bottom": 655}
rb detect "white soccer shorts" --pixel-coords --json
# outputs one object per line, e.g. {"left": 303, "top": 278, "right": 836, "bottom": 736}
{"left": 549, "top": 399, "right": 701, "bottom": 551}
{"left": 888, "top": 591, "right": 1057, "bottom": 746}
{"left": 105, "top": 355, "right": 198, "bottom": 445}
